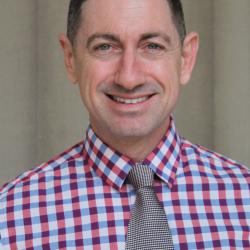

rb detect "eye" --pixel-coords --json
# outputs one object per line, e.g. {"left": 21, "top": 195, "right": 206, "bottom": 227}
{"left": 146, "top": 43, "right": 163, "bottom": 50}
{"left": 94, "top": 43, "right": 112, "bottom": 51}
{"left": 141, "top": 42, "right": 166, "bottom": 56}
{"left": 91, "top": 43, "right": 121, "bottom": 58}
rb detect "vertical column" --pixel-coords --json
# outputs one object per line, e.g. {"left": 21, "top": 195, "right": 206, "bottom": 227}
{"left": 214, "top": 0, "right": 250, "bottom": 165}
{"left": 0, "top": 0, "right": 38, "bottom": 184}
{"left": 37, "top": 0, "right": 88, "bottom": 163}
{"left": 176, "top": 0, "right": 214, "bottom": 149}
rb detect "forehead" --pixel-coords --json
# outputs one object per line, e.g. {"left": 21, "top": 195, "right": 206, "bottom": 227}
{"left": 78, "top": 0, "right": 177, "bottom": 40}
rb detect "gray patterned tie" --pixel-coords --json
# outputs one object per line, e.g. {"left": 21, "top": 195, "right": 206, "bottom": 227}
{"left": 125, "top": 163, "right": 174, "bottom": 250}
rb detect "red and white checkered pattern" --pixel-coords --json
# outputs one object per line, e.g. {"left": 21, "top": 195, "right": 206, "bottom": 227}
{"left": 1, "top": 117, "right": 250, "bottom": 249}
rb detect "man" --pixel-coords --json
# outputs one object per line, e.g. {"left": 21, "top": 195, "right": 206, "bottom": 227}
{"left": 0, "top": 0, "right": 249, "bottom": 249}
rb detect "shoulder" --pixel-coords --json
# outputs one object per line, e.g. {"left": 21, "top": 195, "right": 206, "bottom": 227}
{"left": 180, "top": 137, "right": 250, "bottom": 181}
{"left": 0, "top": 141, "right": 84, "bottom": 202}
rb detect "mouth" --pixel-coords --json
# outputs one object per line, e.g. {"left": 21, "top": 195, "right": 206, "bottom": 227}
{"left": 107, "top": 94, "right": 155, "bottom": 104}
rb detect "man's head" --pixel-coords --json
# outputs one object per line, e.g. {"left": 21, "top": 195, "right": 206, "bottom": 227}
{"left": 60, "top": 0, "right": 198, "bottom": 158}
{"left": 67, "top": 0, "right": 187, "bottom": 46}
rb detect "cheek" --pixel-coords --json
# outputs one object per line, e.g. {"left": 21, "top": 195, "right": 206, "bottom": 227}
{"left": 81, "top": 58, "right": 116, "bottom": 84}
{"left": 150, "top": 60, "right": 181, "bottom": 108}
{"left": 75, "top": 60, "right": 95, "bottom": 109}
{"left": 77, "top": 60, "right": 114, "bottom": 108}
{"left": 150, "top": 62, "right": 179, "bottom": 90}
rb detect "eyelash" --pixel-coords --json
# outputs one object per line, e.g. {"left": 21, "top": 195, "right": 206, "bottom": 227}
{"left": 93, "top": 42, "right": 164, "bottom": 50}
{"left": 91, "top": 42, "right": 166, "bottom": 58}
{"left": 94, "top": 44, "right": 112, "bottom": 51}
{"left": 144, "top": 43, "right": 165, "bottom": 51}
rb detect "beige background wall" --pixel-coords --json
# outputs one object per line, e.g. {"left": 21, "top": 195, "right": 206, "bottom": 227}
{"left": 0, "top": 0, "right": 249, "bottom": 186}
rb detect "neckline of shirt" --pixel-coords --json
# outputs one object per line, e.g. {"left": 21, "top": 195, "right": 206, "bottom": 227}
{"left": 83, "top": 116, "right": 182, "bottom": 190}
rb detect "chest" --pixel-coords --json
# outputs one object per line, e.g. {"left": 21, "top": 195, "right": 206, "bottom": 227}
{"left": 1, "top": 179, "right": 250, "bottom": 249}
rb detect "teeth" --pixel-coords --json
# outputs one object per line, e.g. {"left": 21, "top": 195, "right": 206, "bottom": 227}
{"left": 112, "top": 96, "right": 148, "bottom": 104}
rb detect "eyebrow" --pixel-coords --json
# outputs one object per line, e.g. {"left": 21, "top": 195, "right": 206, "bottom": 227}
{"left": 86, "top": 31, "right": 172, "bottom": 48}
{"left": 139, "top": 32, "right": 172, "bottom": 45}
{"left": 86, "top": 33, "right": 121, "bottom": 48}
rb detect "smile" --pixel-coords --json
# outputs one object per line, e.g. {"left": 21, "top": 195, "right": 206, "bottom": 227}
{"left": 109, "top": 95, "right": 151, "bottom": 104}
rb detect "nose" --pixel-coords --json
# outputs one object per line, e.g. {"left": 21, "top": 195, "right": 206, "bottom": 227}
{"left": 114, "top": 48, "right": 145, "bottom": 90}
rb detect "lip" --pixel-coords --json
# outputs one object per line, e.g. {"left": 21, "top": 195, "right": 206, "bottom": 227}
{"left": 105, "top": 93, "right": 157, "bottom": 113}
{"left": 107, "top": 94, "right": 154, "bottom": 105}
{"left": 105, "top": 92, "right": 156, "bottom": 99}
{"left": 106, "top": 93, "right": 156, "bottom": 104}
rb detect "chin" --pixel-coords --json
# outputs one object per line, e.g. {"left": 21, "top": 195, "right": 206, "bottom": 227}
{"left": 106, "top": 122, "right": 162, "bottom": 140}
{"left": 91, "top": 112, "right": 169, "bottom": 142}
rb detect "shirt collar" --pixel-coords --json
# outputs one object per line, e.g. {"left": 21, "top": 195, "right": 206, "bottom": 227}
{"left": 84, "top": 116, "right": 182, "bottom": 190}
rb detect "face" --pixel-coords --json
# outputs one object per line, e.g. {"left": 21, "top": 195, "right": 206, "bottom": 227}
{"left": 61, "top": 0, "right": 198, "bottom": 146}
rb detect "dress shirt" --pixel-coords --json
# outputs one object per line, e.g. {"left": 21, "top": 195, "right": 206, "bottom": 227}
{"left": 0, "top": 117, "right": 250, "bottom": 249}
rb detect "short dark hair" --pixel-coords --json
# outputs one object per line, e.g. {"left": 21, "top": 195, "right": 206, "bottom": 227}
{"left": 67, "top": 0, "right": 186, "bottom": 45}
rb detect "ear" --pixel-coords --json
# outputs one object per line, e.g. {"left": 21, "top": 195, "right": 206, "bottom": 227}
{"left": 179, "top": 32, "right": 199, "bottom": 85}
{"left": 59, "top": 33, "right": 78, "bottom": 84}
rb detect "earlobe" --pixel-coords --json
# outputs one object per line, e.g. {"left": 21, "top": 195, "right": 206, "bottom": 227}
{"left": 180, "top": 32, "right": 199, "bottom": 85}
{"left": 59, "top": 33, "right": 78, "bottom": 84}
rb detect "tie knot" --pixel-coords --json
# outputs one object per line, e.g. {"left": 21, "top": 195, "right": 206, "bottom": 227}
{"left": 127, "top": 163, "right": 154, "bottom": 189}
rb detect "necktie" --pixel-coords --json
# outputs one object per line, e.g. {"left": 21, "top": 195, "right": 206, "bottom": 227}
{"left": 125, "top": 163, "right": 174, "bottom": 250}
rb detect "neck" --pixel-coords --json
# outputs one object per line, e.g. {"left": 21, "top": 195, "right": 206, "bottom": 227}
{"left": 92, "top": 118, "right": 170, "bottom": 162}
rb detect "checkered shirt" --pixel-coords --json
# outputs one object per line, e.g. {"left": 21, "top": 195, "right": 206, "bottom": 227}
{"left": 1, "top": 117, "right": 250, "bottom": 249}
